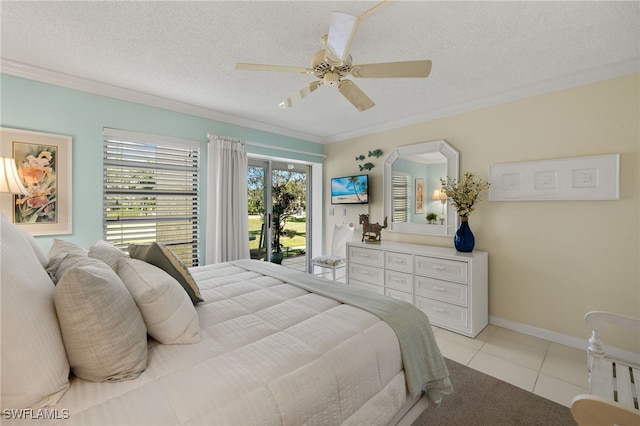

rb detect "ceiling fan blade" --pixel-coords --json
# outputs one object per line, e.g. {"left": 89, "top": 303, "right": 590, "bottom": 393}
{"left": 235, "top": 63, "right": 311, "bottom": 74}
{"left": 338, "top": 80, "right": 375, "bottom": 111}
{"left": 325, "top": 1, "right": 391, "bottom": 65}
{"left": 278, "top": 80, "right": 322, "bottom": 109}
{"left": 325, "top": 12, "right": 361, "bottom": 65}
{"left": 350, "top": 60, "right": 432, "bottom": 78}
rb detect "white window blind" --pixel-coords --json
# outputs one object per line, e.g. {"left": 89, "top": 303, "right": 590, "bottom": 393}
{"left": 392, "top": 174, "right": 409, "bottom": 223}
{"left": 103, "top": 129, "right": 201, "bottom": 266}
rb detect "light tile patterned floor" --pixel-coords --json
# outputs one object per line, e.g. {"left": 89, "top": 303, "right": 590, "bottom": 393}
{"left": 433, "top": 324, "right": 589, "bottom": 408}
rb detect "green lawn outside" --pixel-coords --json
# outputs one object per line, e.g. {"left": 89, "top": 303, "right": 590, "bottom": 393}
{"left": 248, "top": 215, "right": 306, "bottom": 255}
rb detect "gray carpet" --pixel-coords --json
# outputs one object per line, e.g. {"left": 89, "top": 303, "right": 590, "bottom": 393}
{"left": 412, "top": 358, "right": 577, "bottom": 426}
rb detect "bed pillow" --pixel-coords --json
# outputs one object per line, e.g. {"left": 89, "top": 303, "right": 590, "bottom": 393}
{"left": 128, "top": 242, "right": 203, "bottom": 304}
{"left": 89, "top": 239, "right": 127, "bottom": 272}
{"left": 47, "top": 253, "right": 104, "bottom": 284}
{"left": 54, "top": 257, "right": 148, "bottom": 382}
{"left": 16, "top": 225, "right": 49, "bottom": 267}
{"left": 46, "top": 239, "right": 89, "bottom": 282}
{"left": 1, "top": 213, "right": 70, "bottom": 409}
{"left": 118, "top": 258, "right": 200, "bottom": 344}
{"left": 48, "top": 238, "right": 87, "bottom": 260}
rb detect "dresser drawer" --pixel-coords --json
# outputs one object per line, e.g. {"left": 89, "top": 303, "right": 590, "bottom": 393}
{"left": 385, "top": 270, "right": 412, "bottom": 293}
{"left": 384, "top": 251, "right": 412, "bottom": 273}
{"left": 415, "top": 256, "right": 468, "bottom": 284}
{"left": 349, "top": 246, "right": 383, "bottom": 267}
{"left": 414, "top": 276, "right": 468, "bottom": 307}
{"left": 348, "top": 263, "right": 383, "bottom": 286}
{"left": 385, "top": 288, "right": 413, "bottom": 304}
{"left": 350, "top": 279, "right": 384, "bottom": 295}
{"left": 415, "top": 296, "right": 468, "bottom": 330}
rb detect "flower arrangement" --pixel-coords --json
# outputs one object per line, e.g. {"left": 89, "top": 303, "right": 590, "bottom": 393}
{"left": 440, "top": 172, "right": 490, "bottom": 217}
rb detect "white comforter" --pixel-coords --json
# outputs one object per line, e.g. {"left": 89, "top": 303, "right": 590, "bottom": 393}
{"left": 23, "top": 261, "right": 445, "bottom": 425}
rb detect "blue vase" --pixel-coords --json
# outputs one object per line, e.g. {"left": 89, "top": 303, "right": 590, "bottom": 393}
{"left": 454, "top": 217, "right": 475, "bottom": 252}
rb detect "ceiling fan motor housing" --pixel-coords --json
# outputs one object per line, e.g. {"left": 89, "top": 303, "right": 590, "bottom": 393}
{"left": 311, "top": 49, "right": 351, "bottom": 81}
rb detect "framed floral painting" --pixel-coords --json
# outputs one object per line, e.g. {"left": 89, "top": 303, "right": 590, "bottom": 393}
{"left": 415, "top": 178, "right": 425, "bottom": 214}
{"left": 0, "top": 127, "right": 72, "bottom": 235}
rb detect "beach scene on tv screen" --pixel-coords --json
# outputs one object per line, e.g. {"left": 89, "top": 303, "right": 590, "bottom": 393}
{"left": 331, "top": 175, "right": 368, "bottom": 204}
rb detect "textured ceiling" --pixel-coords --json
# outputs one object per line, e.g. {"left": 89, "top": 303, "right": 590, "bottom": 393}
{"left": 1, "top": 1, "right": 638, "bottom": 143}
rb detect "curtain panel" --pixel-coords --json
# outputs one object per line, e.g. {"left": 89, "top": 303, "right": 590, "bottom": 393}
{"left": 206, "top": 135, "right": 249, "bottom": 263}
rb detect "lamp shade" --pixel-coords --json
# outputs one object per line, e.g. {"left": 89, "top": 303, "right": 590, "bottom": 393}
{"left": 431, "top": 189, "right": 446, "bottom": 202}
{"left": 0, "top": 156, "right": 28, "bottom": 195}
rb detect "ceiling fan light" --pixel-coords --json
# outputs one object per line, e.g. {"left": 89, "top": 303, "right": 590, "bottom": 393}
{"left": 323, "top": 72, "right": 339, "bottom": 86}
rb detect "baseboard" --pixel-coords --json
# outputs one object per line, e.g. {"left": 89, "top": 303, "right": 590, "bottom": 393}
{"left": 489, "top": 316, "right": 639, "bottom": 365}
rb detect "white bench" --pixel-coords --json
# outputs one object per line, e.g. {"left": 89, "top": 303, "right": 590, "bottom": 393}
{"left": 571, "top": 311, "right": 640, "bottom": 426}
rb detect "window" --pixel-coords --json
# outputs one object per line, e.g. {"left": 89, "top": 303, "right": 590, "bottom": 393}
{"left": 103, "top": 129, "right": 201, "bottom": 266}
{"left": 392, "top": 173, "right": 409, "bottom": 223}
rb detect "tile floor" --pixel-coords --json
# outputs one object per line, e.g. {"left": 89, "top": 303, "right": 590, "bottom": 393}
{"left": 432, "top": 324, "right": 589, "bottom": 408}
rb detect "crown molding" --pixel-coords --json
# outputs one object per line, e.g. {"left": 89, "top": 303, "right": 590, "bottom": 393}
{"left": 0, "top": 59, "right": 324, "bottom": 144}
{"left": 3, "top": 58, "right": 638, "bottom": 145}
{"left": 323, "top": 57, "right": 640, "bottom": 143}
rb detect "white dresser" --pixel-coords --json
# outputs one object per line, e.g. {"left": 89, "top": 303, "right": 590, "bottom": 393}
{"left": 346, "top": 241, "right": 488, "bottom": 338}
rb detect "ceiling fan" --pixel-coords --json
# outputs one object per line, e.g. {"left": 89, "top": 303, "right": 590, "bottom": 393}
{"left": 235, "top": 1, "right": 432, "bottom": 112}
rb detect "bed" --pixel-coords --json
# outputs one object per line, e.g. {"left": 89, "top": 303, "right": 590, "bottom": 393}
{"left": 1, "top": 212, "right": 451, "bottom": 425}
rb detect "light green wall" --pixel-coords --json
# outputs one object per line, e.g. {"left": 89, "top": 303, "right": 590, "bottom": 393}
{"left": 324, "top": 74, "right": 640, "bottom": 353}
{"left": 0, "top": 74, "right": 324, "bottom": 257}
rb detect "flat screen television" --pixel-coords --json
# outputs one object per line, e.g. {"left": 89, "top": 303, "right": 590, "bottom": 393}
{"left": 331, "top": 174, "right": 369, "bottom": 204}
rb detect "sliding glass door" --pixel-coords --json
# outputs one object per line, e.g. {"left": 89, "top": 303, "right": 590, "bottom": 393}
{"left": 248, "top": 158, "right": 309, "bottom": 271}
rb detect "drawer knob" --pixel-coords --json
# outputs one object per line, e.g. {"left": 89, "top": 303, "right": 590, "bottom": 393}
{"left": 433, "top": 286, "right": 446, "bottom": 292}
{"left": 432, "top": 265, "right": 446, "bottom": 271}
{"left": 433, "top": 307, "right": 447, "bottom": 313}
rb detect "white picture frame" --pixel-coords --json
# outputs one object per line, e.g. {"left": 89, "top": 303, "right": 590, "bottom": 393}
{"left": 0, "top": 127, "right": 72, "bottom": 235}
{"left": 489, "top": 154, "right": 619, "bottom": 201}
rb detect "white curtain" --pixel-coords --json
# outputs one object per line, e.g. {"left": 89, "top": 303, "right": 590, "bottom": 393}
{"left": 206, "top": 135, "right": 249, "bottom": 264}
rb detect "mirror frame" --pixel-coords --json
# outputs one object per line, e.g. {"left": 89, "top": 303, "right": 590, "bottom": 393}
{"left": 383, "top": 140, "right": 459, "bottom": 237}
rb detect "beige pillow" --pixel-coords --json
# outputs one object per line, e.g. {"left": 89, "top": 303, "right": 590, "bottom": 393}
{"left": 54, "top": 257, "right": 148, "bottom": 382}
{"left": 89, "top": 240, "right": 127, "bottom": 272}
{"left": 46, "top": 240, "right": 88, "bottom": 282}
{"left": 48, "top": 238, "right": 87, "bottom": 261}
{"left": 17, "top": 225, "right": 49, "bottom": 267}
{"left": 48, "top": 253, "right": 104, "bottom": 284}
{"left": 129, "top": 243, "right": 203, "bottom": 304}
{"left": 1, "top": 213, "right": 70, "bottom": 409}
{"left": 118, "top": 258, "right": 200, "bottom": 344}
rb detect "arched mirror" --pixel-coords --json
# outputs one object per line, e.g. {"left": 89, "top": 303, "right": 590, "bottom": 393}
{"left": 383, "top": 140, "right": 459, "bottom": 236}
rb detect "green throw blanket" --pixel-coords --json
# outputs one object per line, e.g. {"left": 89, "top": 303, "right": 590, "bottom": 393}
{"left": 232, "top": 259, "right": 452, "bottom": 402}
